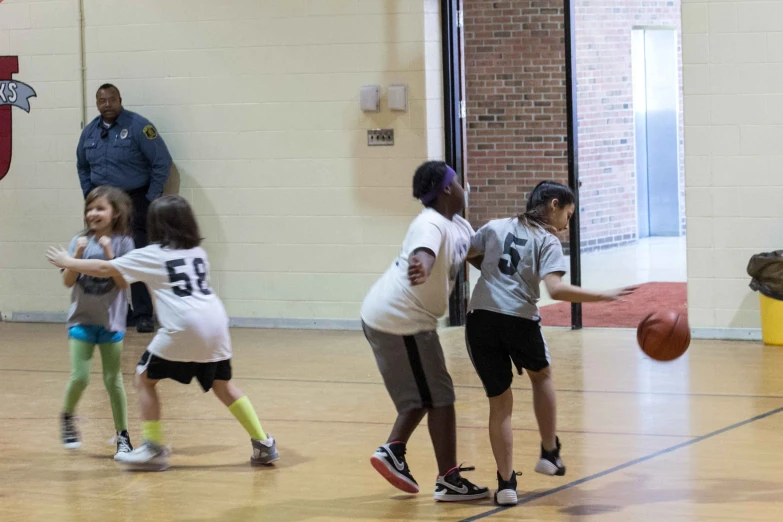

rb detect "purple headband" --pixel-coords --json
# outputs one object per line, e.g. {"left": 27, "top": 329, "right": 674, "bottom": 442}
{"left": 420, "top": 165, "right": 456, "bottom": 205}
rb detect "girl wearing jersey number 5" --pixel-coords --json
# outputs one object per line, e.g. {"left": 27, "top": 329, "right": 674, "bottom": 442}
{"left": 466, "top": 181, "right": 637, "bottom": 506}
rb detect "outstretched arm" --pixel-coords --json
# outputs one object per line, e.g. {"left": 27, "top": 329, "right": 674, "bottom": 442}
{"left": 543, "top": 272, "right": 638, "bottom": 303}
{"left": 47, "top": 246, "right": 122, "bottom": 279}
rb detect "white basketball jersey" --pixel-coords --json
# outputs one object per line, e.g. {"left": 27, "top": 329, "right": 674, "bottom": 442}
{"left": 111, "top": 244, "right": 231, "bottom": 362}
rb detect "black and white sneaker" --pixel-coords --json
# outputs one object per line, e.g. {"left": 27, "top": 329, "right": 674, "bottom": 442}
{"left": 370, "top": 442, "right": 419, "bottom": 494}
{"left": 433, "top": 466, "right": 490, "bottom": 502}
{"left": 534, "top": 437, "right": 566, "bottom": 476}
{"left": 115, "top": 430, "right": 133, "bottom": 457}
{"left": 494, "top": 470, "right": 522, "bottom": 506}
{"left": 61, "top": 412, "right": 81, "bottom": 449}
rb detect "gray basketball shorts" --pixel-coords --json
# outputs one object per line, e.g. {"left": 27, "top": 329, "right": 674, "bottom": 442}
{"left": 362, "top": 321, "right": 456, "bottom": 413}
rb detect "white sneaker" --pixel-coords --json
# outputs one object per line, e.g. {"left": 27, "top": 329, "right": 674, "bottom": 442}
{"left": 494, "top": 471, "right": 522, "bottom": 506}
{"left": 534, "top": 437, "right": 566, "bottom": 476}
{"left": 250, "top": 436, "right": 279, "bottom": 465}
{"left": 114, "top": 441, "right": 170, "bottom": 471}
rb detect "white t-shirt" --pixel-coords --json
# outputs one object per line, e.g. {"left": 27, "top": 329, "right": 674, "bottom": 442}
{"left": 111, "top": 244, "right": 232, "bottom": 363}
{"left": 361, "top": 208, "right": 474, "bottom": 335}
{"left": 469, "top": 218, "right": 567, "bottom": 321}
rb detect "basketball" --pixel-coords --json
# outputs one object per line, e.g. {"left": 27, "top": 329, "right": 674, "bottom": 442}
{"left": 637, "top": 311, "right": 691, "bottom": 361}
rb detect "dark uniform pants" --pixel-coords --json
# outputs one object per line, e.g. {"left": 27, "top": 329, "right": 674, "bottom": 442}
{"left": 126, "top": 186, "right": 153, "bottom": 321}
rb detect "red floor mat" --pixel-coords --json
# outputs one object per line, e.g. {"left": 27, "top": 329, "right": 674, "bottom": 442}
{"left": 539, "top": 282, "right": 687, "bottom": 328}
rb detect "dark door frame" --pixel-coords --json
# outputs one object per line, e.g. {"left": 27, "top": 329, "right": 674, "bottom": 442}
{"left": 442, "top": 0, "right": 583, "bottom": 329}
{"left": 441, "top": 0, "right": 468, "bottom": 327}
{"left": 564, "top": 0, "right": 583, "bottom": 329}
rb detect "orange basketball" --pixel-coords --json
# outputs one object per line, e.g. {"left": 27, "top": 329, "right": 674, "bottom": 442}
{"left": 637, "top": 311, "right": 691, "bottom": 361}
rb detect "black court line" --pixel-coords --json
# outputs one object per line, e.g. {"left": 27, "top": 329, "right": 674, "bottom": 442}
{"left": 2, "top": 367, "right": 783, "bottom": 400}
{"left": 0, "top": 415, "right": 695, "bottom": 439}
{"left": 459, "top": 405, "right": 783, "bottom": 522}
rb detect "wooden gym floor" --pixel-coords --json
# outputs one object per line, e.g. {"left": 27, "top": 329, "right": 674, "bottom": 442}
{"left": 1, "top": 322, "right": 782, "bottom": 521}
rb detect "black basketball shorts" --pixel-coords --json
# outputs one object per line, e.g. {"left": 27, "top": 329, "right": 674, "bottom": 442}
{"left": 136, "top": 350, "right": 232, "bottom": 392}
{"left": 465, "top": 309, "right": 550, "bottom": 397}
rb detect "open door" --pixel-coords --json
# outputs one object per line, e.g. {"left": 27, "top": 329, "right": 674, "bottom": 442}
{"left": 442, "top": 0, "right": 469, "bottom": 326}
{"left": 443, "top": 0, "right": 583, "bottom": 328}
{"left": 633, "top": 28, "right": 681, "bottom": 238}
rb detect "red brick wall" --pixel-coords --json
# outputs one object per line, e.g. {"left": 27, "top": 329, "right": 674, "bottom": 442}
{"left": 464, "top": 0, "right": 684, "bottom": 250}
{"left": 463, "top": 1, "right": 568, "bottom": 224}
{"left": 575, "top": 1, "right": 683, "bottom": 249}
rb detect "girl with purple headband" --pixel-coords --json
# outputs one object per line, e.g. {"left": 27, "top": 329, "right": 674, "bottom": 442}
{"left": 360, "top": 160, "right": 490, "bottom": 502}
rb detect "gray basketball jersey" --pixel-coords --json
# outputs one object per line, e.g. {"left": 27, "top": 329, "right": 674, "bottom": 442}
{"left": 66, "top": 234, "right": 135, "bottom": 332}
{"left": 469, "top": 218, "right": 567, "bottom": 321}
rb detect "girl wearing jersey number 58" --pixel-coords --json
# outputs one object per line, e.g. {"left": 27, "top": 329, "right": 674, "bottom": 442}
{"left": 47, "top": 195, "right": 278, "bottom": 471}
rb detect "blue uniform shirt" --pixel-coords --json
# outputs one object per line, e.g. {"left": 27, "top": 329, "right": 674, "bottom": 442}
{"left": 76, "top": 109, "right": 172, "bottom": 201}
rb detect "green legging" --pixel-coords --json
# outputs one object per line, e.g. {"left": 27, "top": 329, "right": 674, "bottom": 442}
{"left": 63, "top": 339, "right": 128, "bottom": 432}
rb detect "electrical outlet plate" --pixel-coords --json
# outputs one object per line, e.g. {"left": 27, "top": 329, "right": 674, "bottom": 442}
{"left": 367, "top": 129, "right": 394, "bottom": 146}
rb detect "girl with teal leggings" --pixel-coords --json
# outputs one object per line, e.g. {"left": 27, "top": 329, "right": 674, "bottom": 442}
{"left": 61, "top": 186, "right": 136, "bottom": 456}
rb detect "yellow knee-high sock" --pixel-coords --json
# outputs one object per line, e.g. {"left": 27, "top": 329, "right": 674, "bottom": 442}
{"left": 228, "top": 396, "right": 267, "bottom": 440}
{"left": 143, "top": 421, "right": 163, "bottom": 445}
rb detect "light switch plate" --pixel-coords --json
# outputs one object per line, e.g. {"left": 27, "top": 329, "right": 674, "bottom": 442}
{"left": 367, "top": 129, "right": 394, "bottom": 146}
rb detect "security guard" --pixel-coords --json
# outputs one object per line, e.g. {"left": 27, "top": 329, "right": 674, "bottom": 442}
{"left": 76, "top": 83, "right": 172, "bottom": 333}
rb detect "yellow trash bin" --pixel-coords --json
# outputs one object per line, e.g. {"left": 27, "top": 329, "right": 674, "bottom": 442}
{"left": 760, "top": 294, "right": 783, "bottom": 346}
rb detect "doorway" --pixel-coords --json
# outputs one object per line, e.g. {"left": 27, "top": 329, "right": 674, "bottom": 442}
{"left": 633, "top": 28, "right": 681, "bottom": 238}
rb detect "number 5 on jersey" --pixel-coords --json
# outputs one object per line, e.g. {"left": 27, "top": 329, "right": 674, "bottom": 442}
{"left": 166, "top": 258, "right": 212, "bottom": 297}
{"left": 498, "top": 233, "right": 528, "bottom": 275}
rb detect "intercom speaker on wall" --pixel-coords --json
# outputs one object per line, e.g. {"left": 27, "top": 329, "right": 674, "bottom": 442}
{"left": 360, "top": 85, "right": 380, "bottom": 112}
{"left": 388, "top": 84, "right": 408, "bottom": 112}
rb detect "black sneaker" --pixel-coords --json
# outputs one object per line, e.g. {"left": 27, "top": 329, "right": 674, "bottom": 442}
{"left": 126, "top": 305, "right": 136, "bottom": 327}
{"left": 433, "top": 465, "right": 490, "bottom": 502}
{"left": 494, "top": 470, "right": 522, "bottom": 506}
{"left": 534, "top": 437, "right": 566, "bottom": 476}
{"left": 136, "top": 317, "right": 155, "bottom": 333}
{"left": 115, "top": 430, "right": 133, "bottom": 456}
{"left": 370, "top": 442, "right": 419, "bottom": 494}
{"left": 61, "top": 412, "right": 81, "bottom": 449}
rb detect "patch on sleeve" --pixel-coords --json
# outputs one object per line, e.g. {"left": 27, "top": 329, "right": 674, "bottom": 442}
{"left": 142, "top": 125, "right": 158, "bottom": 140}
